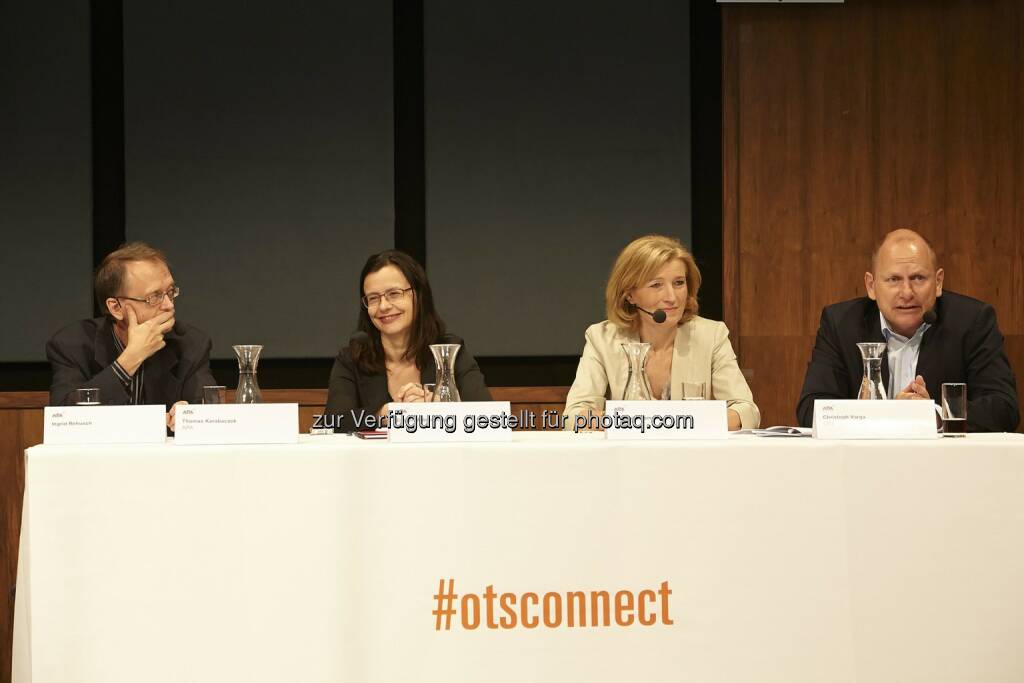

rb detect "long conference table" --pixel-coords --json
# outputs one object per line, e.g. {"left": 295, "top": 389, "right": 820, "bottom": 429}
{"left": 12, "top": 432, "right": 1024, "bottom": 682}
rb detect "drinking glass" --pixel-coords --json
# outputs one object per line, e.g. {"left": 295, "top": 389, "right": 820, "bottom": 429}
{"left": 75, "top": 388, "right": 100, "bottom": 405}
{"left": 941, "top": 383, "right": 967, "bottom": 437}
{"left": 203, "top": 385, "right": 227, "bottom": 404}
{"left": 681, "top": 382, "right": 706, "bottom": 400}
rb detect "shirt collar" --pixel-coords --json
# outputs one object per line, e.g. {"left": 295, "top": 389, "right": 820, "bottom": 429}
{"left": 879, "top": 311, "right": 930, "bottom": 344}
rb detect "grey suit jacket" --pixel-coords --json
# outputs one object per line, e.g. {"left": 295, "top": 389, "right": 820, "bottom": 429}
{"left": 46, "top": 316, "right": 217, "bottom": 407}
{"left": 564, "top": 317, "right": 761, "bottom": 428}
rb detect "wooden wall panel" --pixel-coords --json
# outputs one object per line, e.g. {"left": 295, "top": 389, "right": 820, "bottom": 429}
{"left": 803, "top": 3, "right": 875, "bottom": 315}
{"left": 734, "top": 7, "right": 808, "bottom": 339}
{"left": 724, "top": 0, "right": 1024, "bottom": 428}
{"left": 943, "top": 2, "right": 1022, "bottom": 320}
{"left": 0, "top": 410, "right": 32, "bottom": 683}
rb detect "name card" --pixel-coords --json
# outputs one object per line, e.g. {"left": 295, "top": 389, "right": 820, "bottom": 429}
{"left": 812, "top": 399, "right": 938, "bottom": 439}
{"left": 174, "top": 404, "right": 299, "bottom": 445}
{"left": 44, "top": 405, "right": 167, "bottom": 445}
{"left": 387, "top": 401, "right": 514, "bottom": 443}
{"left": 604, "top": 400, "right": 729, "bottom": 440}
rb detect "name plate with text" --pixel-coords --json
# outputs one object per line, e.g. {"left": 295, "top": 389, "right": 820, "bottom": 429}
{"left": 44, "top": 405, "right": 166, "bottom": 445}
{"left": 174, "top": 404, "right": 299, "bottom": 445}
{"left": 812, "top": 399, "right": 938, "bottom": 439}
{"left": 387, "top": 401, "right": 514, "bottom": 443}
{"left": 604, "top": 400, "right": 729, "bottom": 440}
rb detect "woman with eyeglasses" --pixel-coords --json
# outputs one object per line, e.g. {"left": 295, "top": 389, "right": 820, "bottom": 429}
{"left": 564, "top": 234, "right": 759, "bottom": 431}
{"left": 324, "top": 250, "right": 491, "bottom": 432}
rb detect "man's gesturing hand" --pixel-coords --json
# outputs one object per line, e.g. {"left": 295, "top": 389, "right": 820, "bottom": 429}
{"left": 895, "top": 374, "right": 930, "bottom": 400}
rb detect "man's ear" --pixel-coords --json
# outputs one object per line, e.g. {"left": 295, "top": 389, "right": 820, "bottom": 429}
{"left": 934, "top": 268, "right": 944, "bottom": 296}
{"left": 106, "top": 298, "right": 124, "bottom": 321}
{"left": 864, "top": 272, "right": 877, "bottom": 301}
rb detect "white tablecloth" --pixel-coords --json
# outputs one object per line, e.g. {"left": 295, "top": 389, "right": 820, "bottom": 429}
{"left": 13, "top": 432, "right": 1024, "bottom": 682}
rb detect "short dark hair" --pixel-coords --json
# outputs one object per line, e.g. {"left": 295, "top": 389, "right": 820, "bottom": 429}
{"left": 351, "top": 250, "right": 446, "bottom": 374}
{"left": 94, "top": 242, "right": 170, "bottom": 318}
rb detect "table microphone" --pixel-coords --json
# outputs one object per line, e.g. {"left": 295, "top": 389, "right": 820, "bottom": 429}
{"left": 923, "top": 308, "right": 937, "bottom": 325}
{"left": 637, "top": 306, "right": 667, "bottom": 323}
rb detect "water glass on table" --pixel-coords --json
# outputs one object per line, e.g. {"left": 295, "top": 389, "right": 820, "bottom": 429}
{"left": 681, "top": 382, "right": 706, "bottom": 400}
{"left": 203, "top": 385, "right": 227, "bottom": 404}
{"left": 941, "top": 383, "right": 967, "bottom": 437}
{"left": 75, "top": 388, "right": 100, "bottom": 405}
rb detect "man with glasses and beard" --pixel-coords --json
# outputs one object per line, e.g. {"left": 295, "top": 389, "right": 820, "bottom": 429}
{"left": 46, "top": 242, "right": 216, "bottom": 430}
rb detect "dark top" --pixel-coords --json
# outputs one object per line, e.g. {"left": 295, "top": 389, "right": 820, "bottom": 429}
{"left": 46, "top": 316, "right": 217, "bottom": 407}
{"left": 324, "top": 334, "right": 492, "bottom": 432}
{"left": 796, "top": 291, "right": 1019, "bottom": 432}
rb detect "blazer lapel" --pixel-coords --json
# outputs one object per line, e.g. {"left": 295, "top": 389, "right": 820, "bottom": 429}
{"left": 670, "top": 323, "right": 692, "bottom": 400}
{"left": 360, "top": 369, "right": 391, "bottom": 407}
{"left": 93, "top": 318, "right": 120, "bottom": 371}
{"left": 420, "top": 364, "right": 435, "bottom": 386}
{"left": 916, "top": 297, "right": 944, "bottom": 398}
{"left": 614, "top": 327, "right": 641, "bottom": 401}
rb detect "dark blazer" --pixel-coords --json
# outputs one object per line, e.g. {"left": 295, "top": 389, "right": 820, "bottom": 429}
{"left": 324, "top": 334, "right": 492, "bottom": 432}
{"left": 46, "top": 316, "right": 217, "bottom": 407}
{"left": 796, "top": 291, "right": 1019, "bottom": 432}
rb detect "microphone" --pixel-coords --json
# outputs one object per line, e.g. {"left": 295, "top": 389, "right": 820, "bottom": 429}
{"left": 636, "top": 306, "right": 667, "bottom": 324}
{"left": 923, "top": 308, "right": 937, "bottom": 325}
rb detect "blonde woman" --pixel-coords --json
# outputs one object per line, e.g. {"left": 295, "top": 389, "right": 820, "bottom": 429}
{"left": 564, "top": 235, "right": 759, "bottom": 430}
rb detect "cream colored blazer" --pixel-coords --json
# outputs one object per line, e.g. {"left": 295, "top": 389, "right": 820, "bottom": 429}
{"left": 563, "top": 317, "right": 761, "bottom": 428}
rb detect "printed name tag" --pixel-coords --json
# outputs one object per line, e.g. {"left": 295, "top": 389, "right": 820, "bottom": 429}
{"left": 603, "top": 400, "right": 729, "bottom": 440}
{"left": 44, "top": 405, "right": 167, "bottom": 445}
{"left": 174, "top": 404, "right": 299, "bottom": 445}
{"left": 812, "top": 399, "right": 938, "bottom": 439}
{"left": 387, "top": 401, "right": 514, "bottom": 443}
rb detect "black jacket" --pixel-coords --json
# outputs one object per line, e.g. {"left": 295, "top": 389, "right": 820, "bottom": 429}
{"left": 796, "top": 291, "right": 1019, "bottom": 432}
{"left": 46, "top": 316, "right": 217, "bottom": 407}
{"left": 324, "top": 334, "right": 492, "bottom": 432}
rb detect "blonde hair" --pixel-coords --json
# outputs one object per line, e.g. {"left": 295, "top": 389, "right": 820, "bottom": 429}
{"left": 605, "top": 234, "right": 701, "bottom": 330}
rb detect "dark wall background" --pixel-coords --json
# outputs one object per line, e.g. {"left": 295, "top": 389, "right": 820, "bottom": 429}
{"left": 0, "top": 0, "right": 702, "bottom": 386}
{"left": 123, "top": 2, "right": 394, "bottom": 359}
{"left": 0, "top": 3, "right": 93, "bottom": 361}
{"left": 424, "top": 1, "right": 691, "bottom": 355}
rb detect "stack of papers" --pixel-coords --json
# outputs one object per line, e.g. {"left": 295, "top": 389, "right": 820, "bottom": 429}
{"left": 735, "top": 426, "right": 812, "bottom": 437}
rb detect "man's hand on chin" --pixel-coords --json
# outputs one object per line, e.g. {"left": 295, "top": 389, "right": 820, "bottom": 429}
{"left": 895, "top": 375, "right": 930, "bottom": 400}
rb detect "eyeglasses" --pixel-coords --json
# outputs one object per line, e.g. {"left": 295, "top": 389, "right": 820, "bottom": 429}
{"left": 362, "top": 287, "right": 412, "bottom": 309}
{"left": 116, "top": 286, "right": 180, "bottom": 308}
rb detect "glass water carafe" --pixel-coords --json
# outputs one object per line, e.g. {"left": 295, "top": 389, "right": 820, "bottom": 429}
{"left": 856, "top": 342, "right": 887, "bottom": 400}
{"left": 429, "top": 343, "right": 461, "bottom": 402}
{"left": 233, "top": 344, "right": 263, "bottom": 403}
{"left": 621, "top": 342, "right": 654, "bottom": 401}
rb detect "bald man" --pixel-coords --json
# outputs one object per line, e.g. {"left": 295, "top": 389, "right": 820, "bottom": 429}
{"left": 797, "top": 229, "right": 1019, "bottom": 432}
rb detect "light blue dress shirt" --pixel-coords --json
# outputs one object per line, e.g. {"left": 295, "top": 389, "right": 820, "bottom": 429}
{"left": 879, "top": 312, "right": 931, "bottom": 398}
